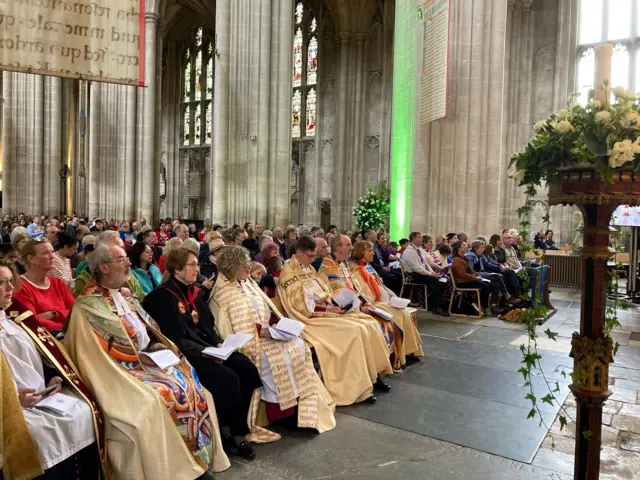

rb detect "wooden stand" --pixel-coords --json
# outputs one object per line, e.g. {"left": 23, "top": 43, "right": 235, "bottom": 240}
{"left": 549, "top": 169, "right": 640, "bottom": 479}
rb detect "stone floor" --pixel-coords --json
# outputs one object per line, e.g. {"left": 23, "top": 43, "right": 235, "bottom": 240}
{"left": 218, "top": 288, "right": 640, "bottom": 479}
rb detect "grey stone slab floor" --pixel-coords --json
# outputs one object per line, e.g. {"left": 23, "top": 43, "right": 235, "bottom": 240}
{"left": 218, "top": 288, "right": 640, "bottom": 479}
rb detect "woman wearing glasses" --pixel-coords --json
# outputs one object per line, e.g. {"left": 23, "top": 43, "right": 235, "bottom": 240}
{"left": 143, "top": 247, "right": 269, "bottom": 461}
{"left": 14, "top": 238, "right": 76, "bottom": 334}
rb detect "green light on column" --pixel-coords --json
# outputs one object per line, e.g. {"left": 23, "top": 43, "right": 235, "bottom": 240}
{"left": 389, "top": 0, "right": 416, "bottom": 242}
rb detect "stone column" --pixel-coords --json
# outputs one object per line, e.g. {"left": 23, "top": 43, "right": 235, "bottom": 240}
{"left": 335, "top": 32, "right": 350, "bottom": 227}
{"left": 350, "top": 32, "right": 366, "bottom": 222}
{"left": 212, "top": 0, "right": 230, "bottom": 224}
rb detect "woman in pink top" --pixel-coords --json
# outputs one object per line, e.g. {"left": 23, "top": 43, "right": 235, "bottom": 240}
{"left": 15, "top": 238, "right": 75, "bottom": 333}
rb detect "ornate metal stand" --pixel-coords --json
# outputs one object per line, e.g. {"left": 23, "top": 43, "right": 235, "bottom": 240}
{"left": 549, "top": 169, "right": 640, "bottom": 480}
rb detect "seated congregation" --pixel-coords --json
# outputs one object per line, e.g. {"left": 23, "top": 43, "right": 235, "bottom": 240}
{"left": 0, "top": 215, "right": 538, "bottom": 479}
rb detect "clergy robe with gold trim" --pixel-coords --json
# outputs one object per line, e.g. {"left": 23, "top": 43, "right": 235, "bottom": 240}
{"left": 277, "top": 257, "right": 384, "bottom": 405}
{"left": 350, "top": 260, "right": 424, "bottom": 363}
{"left": 210, "top": 274, "right": 336, "bottom": 433}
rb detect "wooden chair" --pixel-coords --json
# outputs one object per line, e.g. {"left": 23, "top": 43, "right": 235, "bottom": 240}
{"left": 399, "top": 264, "right": 428, "bottom": 310}
{"left": 448, "top": 273, "right": 483, "bottom": 318}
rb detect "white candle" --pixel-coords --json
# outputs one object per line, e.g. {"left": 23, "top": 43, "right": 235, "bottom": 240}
{"left": 594, "top": 43, "right": 613, "bottom": 104}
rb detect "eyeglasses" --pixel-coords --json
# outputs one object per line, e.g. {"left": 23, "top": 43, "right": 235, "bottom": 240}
{"left": 186, "top": 261, "right": 199, "bottom": 268}
{"left": 302, "top": 251, "right": 316, "bottom": 259}
{"left": 113, "top": 256, "right": 130, "bottom": 264}
{"left": 0, "top": 279, "right": 13, "bottom": 288}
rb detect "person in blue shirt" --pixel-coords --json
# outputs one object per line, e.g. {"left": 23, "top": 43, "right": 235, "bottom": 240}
{"left": 128, "top": 241, "right": 162, "bottom": 295}
{"left": 26, "top": 216, "right": 44, "bottom": 238}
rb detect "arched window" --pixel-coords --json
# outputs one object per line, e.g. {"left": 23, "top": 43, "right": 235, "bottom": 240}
{"left": 292, "top": 2, "right": 318, "bottom": 139}
{"left": 577, "top": 0, "right": 638, "bottom": 104}
{"left": 182, "top": 27, "right": 214, "bottom": 148}
{"left": 179, "top": 26, "right": 214, "bottom": 219}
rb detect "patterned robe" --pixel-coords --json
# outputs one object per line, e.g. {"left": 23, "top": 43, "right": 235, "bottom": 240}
{"left": 350, "top": 260, "right": 424, "bottom": 365}
{"left": 277, "top": 257, "right": 390, "bottom": 405}
{"left": 64, "top": 281, "right": 230, "bottom": 479}
{"left": 317, "top": 255, "right": 403, "bottom": 369}
{"left": 210, "top": 274, "right": 336, "bottom": 433}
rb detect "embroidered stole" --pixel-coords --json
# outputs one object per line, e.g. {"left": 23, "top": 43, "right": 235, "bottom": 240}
{"left": 215, "top": 275, "right": 320, "bottom": 430}
{"left": 12, "top": 309, "right": 110, "bottom": 479}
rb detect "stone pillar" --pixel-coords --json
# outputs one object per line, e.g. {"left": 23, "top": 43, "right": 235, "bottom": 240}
{"left": 212, "top": 0, "right": 230, "bottom": 224}
{"left": 335, "top": 32, "right": 350, "bottom": 227}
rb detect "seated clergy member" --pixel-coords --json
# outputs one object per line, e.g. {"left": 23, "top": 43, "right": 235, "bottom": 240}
{"left": 0, "top": 260, "right": 107, "bottom": 479}
{"left": 350, "top": 241, "right": 424, "bottom": 368}
{"left": 209, "top": 246, "right": 336, "bottom": 432}
{"left": 400, "top": 232, "right": 450, "bottom": 316}
{"left": 74, "top": 230, "right": 145, "bottom": 301}
{"left": 65, "top": 245, "right": 229, "bottom": 479}
{"left": 143, "top": 247, "right": 277, "bottom": 460}
{"left": 318, "top": 235, "right": 398, "bottom": 381}
{"left": 277, "top": 236, "right": 390, "bottom": 405}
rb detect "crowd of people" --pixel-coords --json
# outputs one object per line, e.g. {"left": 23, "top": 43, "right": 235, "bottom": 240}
{"left": 0, "top": 213, "right": 540, "bottom": 479}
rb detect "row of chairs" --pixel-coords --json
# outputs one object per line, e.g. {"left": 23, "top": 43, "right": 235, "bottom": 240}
{"left": 399, "top": 264, "right": 553, "bottom": 317}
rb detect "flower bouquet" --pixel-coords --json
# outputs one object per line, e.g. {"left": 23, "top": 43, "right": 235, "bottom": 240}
{"left": 352, "top": 181, "right": 391, "bottom": 231}
{"left": 510, "top": 83, "right": 640, "bottom": 198}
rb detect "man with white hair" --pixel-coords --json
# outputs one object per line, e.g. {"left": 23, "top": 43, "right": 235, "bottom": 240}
{"left": 65, "top": 244, "right": 229, "bottom": 479}
{"left": 175, "top": 224, "right": 190, "bottom": 241}
{"left": 74, "top": 231, "right": 145, "bottom": 300}
{"left": 311, "top": 237, "right": 330, "bottom": 271}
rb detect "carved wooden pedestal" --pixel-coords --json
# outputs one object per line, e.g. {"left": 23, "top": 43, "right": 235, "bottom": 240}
{"left": 549, "top": 169, "right": 640, "bottom": 480}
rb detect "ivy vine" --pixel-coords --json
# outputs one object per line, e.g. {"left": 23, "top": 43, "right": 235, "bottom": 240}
{"left": 515, "top": 196, "right": 624, "bottom": 446}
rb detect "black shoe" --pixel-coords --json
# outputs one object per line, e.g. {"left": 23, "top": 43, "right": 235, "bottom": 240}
{"left": 236, "top": 440, "right": 256, "bottom": 460}
{"left": 404, "top": 355, "right": 421, "bottom": 365}
{"left": 366, "top": 395, "right": 378, "bottom": 404}
{"left": 433, "top": 308, "right": 450, "bottom": 317}
{"left": 375, "top": 378, "right": 392, "bottom": 392}
{"left": 196, "top": 471, "right": 215, "bottom": 480}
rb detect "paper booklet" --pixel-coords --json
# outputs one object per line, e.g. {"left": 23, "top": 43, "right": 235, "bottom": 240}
{"left": 388, "top": 296, "right": 411, "bottom": 309}
{"left": 140, "top": 349, "right": 181, "bottom": 370}
{"left": 36, "top": 392, "right": 79, "bottom": 415}
{"left": 388, "top": 260, "right": 401, "bottom": 269}
{"left": 368, "top": 307, "right": 394, "bottom": 321}
{"left": 268, "top": 317, "right": 305, "bottom": 340}
{"left": 482, "top": 278, "right": 491, "bottom": 283}
{"left": 333, "top": 288, "right": 358, "bottom": 308}
{"left": 202, "top": 333, "right": 253, "bottom": 361}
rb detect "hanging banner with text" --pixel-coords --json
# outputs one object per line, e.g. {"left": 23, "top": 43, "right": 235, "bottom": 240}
{"left": 418, "top": 0, "right": 449, "bottom": 124}
{"left": 0, "top": 0, "right": 145, "bottom": 86}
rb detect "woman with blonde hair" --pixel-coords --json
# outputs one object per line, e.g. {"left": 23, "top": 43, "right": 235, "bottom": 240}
{"left": 209, "top": 246, "right": 335, "bottom": 433}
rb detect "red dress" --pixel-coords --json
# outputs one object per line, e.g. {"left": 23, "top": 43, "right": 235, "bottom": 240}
{"left": 15, "top": 275, "right": 76, "bottom": 331}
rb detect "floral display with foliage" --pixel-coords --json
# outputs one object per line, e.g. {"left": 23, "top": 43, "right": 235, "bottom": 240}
{"left": 352, "top": 181, "right": 390, "bottom": 231}
{"left": 510, "top": 83, "right": 640, "bottom": 198}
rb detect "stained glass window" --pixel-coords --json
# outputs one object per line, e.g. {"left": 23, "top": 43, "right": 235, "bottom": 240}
{"left": 306, "top": 88, "right": 316, "bottom": 136}
{"left": 183, "top": 108, "right": 190, "bottom": 145}
{"left": 307, "top": 36, "right": 317, "bottom": 85}
{"left": 194, "top": 104, "right": 202, "bottom": 143}
{"left": 295, "top": 2, "right": 303, "bottom": 24}
{"left": 205, "top": 103, "right": 212, "bottom": 144}
{"left": 195, "top": 50, "right": 203, "bottom": 101}
{"left": 577, "top": 0, "right": 640, "bottom": 104}
{"left": 206, "top": 58, "right": 213, "bottom": 96}
{"left": 181, "top": 26, "right": 214, "bottom": 146}
{"left": 291, "top": 2, "right": 319, "bottom": 138}
{"left": 293, "top": 28, "right": 303, "bottom": 87}
{"left": 292, "top": 89, "right": 301, "bottom": 138}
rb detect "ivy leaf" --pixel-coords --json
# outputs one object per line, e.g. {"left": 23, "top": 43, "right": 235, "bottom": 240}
{"left": 559, "top": 416, "right": 568, "bottom": 431}
{"left": 527, "top": 408, "right": 536, "bottom": 419}
{"left": 582, "top": 429, "right": 593, "bottom": 440}
{"left": 560, "top": 370, "right": 567, "bottom": 379}
{"left": 544, "top": 329, "right": 558, "bottom": 341}
{"left": 541, "top": 394, "right": 555, "bottom": 405}
{"left": 553, "top": 382, "right": 560, "bottom": 393}
{"left": 526, "top": 393, "right": 537, "bottom": 405}
{"left": 517, "top": 367, "right": 529, "bottom": 380}
{"left": 613, "top": 341, "right": 620, "bottom": 356}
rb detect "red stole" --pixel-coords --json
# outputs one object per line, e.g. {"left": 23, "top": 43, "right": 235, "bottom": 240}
{"left": 7, "top": 299, "right": 110, "bottom": 479}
